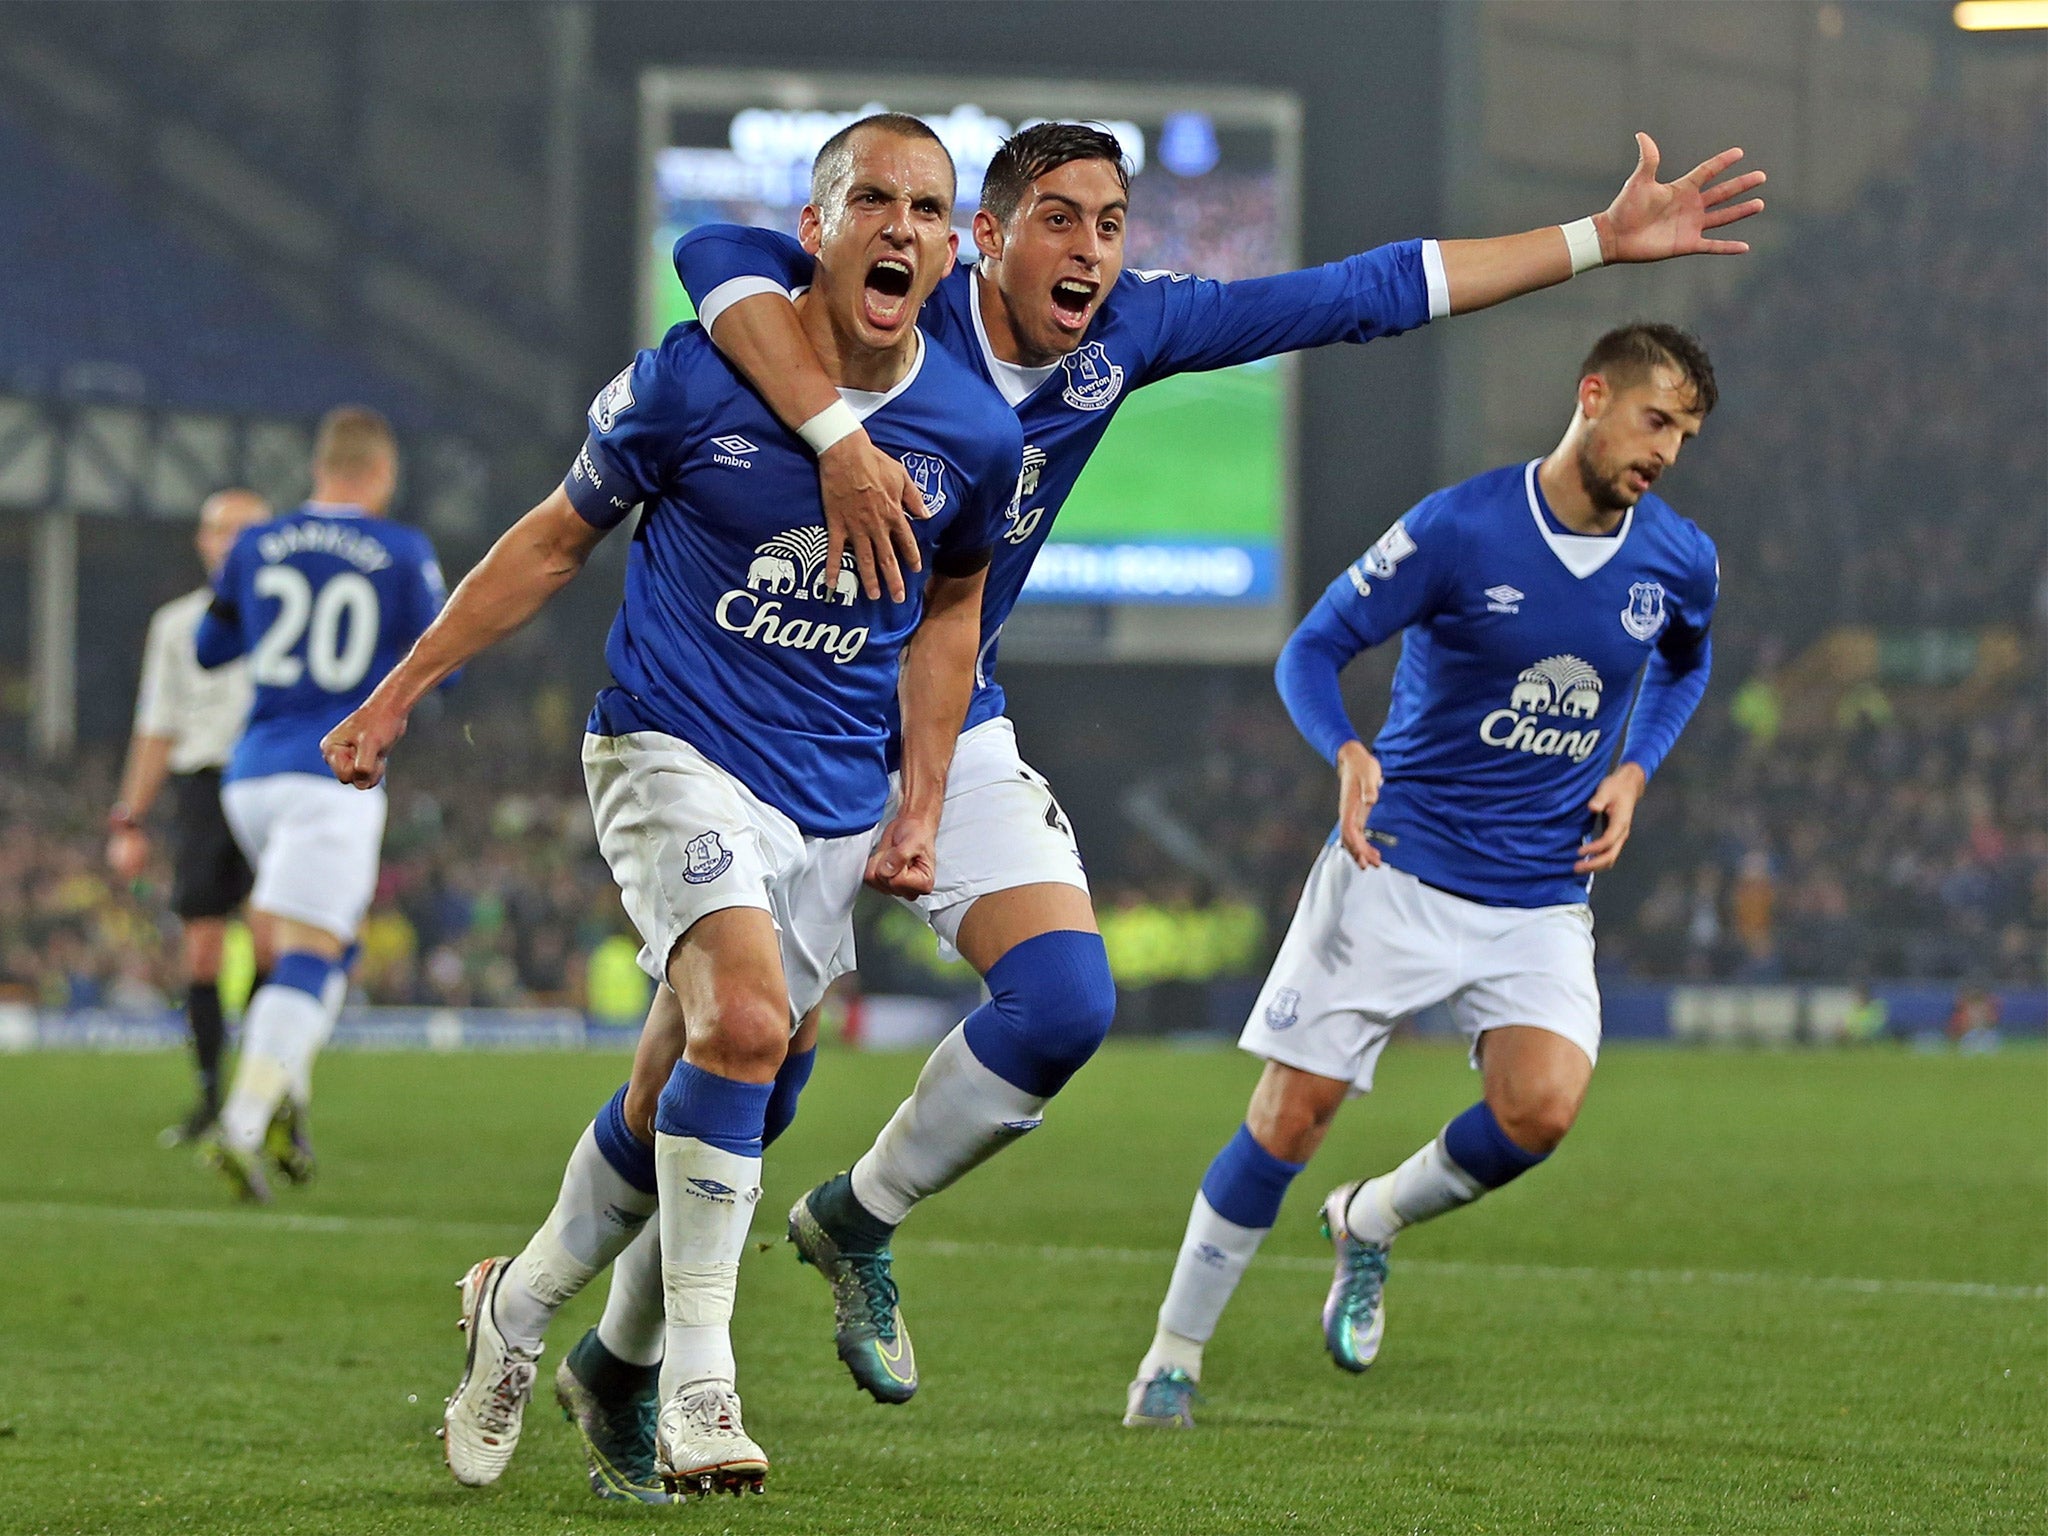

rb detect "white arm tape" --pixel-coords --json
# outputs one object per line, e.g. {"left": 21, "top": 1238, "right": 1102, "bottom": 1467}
{"left": 797, "top": 399, "right": 862, "bottom": 456}
{"left": 1560, "top": 217, "right": 1605, "bottom": 276}
{"left": 1420, "top": 239, "right": 1451, "bottom": 320}
{"left": 696, "top": 274, "right": 791, "bottom": 334}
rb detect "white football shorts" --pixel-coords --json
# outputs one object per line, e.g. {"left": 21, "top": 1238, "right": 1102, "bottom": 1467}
{"left": 887, "top": 716, "right": 1090, "bottom": 955}
{"left": 582, "top": 730, "right": 866, "bottom": 1023}
{"left": 1238, "top": 848, "right": 1601, "bottom": 1094}
{"left": 221, "top": 772, "right": 388, "bottom": 942}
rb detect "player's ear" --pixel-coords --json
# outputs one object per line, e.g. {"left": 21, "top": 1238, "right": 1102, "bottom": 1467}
{"left": 1578, "top": 372, "right": 1608, "bottom": 422}
{"left": 798, "top": 204, "right": 825, "bottom": 256}
{"left": 940, "top": 228, "right": 959, "bottom": 281}
{"left": 971, "top": 207, "right": 1003, "bottom": 265}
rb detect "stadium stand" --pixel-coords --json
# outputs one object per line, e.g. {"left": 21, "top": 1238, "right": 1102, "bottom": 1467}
{"left": 0, "top": 108, "right": 432, "bottom": 422}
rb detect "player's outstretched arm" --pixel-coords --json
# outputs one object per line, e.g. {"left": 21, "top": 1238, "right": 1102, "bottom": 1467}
{"left": 321, "top": 487, "right": 605, "bottom": 789}
{"left": 698, "top": 292, "right": 927, "bottom": 605}
{"left": 866, "top": 565, "right": 987, "bottom": 898}
{"left": 1438, "top": 133, "right": 1766, "bottom": 315}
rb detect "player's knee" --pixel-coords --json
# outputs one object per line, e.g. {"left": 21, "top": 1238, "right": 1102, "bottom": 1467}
{"left": 1245, "top": 1067, "right": 1344, "bottom": 1165}
{"left": 695, "top": 987, "right": 788, "bottom": 1080}
{"left": 1488, "top": 1088, "right": 1580, "bottom": 1156}
{"left": 963, "top": 930, "right": 1115, "bottom": 1098}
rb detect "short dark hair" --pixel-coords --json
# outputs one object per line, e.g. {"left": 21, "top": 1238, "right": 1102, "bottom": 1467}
{"left": 1579, "top": 323, "right": 1718, "bottom": 415}
{"left": 979, "top": 121, "right": 1131, "bottom": 227}
{"left": 810, "top": 112, "right": 955, "bottom": 208}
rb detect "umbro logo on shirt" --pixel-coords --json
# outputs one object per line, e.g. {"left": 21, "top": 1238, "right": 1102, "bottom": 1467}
{"left": 711, "top": 435, "right": 757, "bottom": 468}
{"left": 1484, "top": 584, "right": 1524, "bottom": 613}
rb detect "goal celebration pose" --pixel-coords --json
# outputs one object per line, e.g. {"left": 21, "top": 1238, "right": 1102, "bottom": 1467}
{"left": 670, "top": 123, "right": 1763, "bottom": 1404}
{"left": 321, "top": 115, "right": 1019, "bottom": 1499}
{"left": 1126, "top": 324, "right": 1721, "bottom": 1427}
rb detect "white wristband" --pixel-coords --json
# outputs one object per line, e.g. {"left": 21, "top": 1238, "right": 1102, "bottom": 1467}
{"left": 1561, "top": 217, "right": 1605, "bottom": 276}
{"left": 797, "top": 399, "right": 862, "bottom": 456}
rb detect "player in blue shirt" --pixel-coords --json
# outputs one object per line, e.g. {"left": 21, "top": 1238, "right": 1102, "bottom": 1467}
{"left": 669, "top": 121, "right": 1763, "bottom": 1404}
{"left": 321, "top": 115, "right": 1018, "bottom": 1500}
{"left": 190, "top": 408, "right": 444, "bottom": 1203}
{"left": 1123, "top": 325, "right": 1720, "bottom": 1427}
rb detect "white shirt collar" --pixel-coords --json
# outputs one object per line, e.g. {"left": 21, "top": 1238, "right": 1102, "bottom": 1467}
{"left": 1523, "top": 459, "right": 1631, "bottom": 579}
{"left": 969, "top": 266, "right": 1059, "bottom": 408}
{"left": 834, "top": 328, "right": 926, "bottom": 421}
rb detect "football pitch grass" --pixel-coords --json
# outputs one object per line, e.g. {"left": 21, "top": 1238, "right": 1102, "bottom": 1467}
{"left": 3, "top": 1042, "right": 2042, "bottom": 1535}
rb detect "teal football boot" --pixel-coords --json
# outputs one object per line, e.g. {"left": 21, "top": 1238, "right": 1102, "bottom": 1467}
{"left": 788, "top": 1173, "right": 917, "bottom": 1403}
{"left": 1122, "top": 1367, "right": 1199, "bottom": 1427}
{"left": 1319, "top": 1181, "right": 1390, "bottom": 1372}
{"left": 554, "top": 1328, "right": 671, "bottom": 1503}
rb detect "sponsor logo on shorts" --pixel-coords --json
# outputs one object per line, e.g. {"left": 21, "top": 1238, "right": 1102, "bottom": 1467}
{"left": 682, "top": 830, "right": 735, "bottom": 885}
{"left": 1265, "top": 986, "right": 1302, "bottom": 1031}
{"left": 1478, "top": 654, "right": 1605, "bottom": 763}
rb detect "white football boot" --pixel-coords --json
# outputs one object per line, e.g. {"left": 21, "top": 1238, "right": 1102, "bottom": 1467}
{"left": 656, "top": 1381, "right": 768, "bottom": 1498}
{"left": 442, "top": 1256, "right": 542, "bottom": 1487}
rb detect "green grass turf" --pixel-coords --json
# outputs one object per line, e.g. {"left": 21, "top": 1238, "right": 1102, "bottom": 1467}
{"left": 1, "top": 1042, "right": 2042, "bottom": 1535}
{"left": 1057, "top": 365, "right": 1280, "bottom": 542}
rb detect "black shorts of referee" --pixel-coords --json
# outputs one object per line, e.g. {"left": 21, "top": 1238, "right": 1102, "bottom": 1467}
{"left": 171, "top": 768, "right": 255, "bottom": 921}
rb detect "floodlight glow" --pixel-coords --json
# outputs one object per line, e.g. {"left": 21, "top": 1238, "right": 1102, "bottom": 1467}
{"left": 1953, "top": 1, "right": 2048, "bottom": 30}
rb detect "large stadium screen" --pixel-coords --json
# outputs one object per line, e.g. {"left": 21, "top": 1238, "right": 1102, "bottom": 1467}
{"left": 639, "top": 71, "right": 1302, "bottom": 660}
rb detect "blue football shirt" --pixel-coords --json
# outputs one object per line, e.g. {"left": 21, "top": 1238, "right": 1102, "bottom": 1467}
{"left": 1293, "top": 461, "right": 1719, "bottom": 907}
{"left": 564, "top": 323, "right": 1020, "bottom": 838}
{"left": 674, "top": 227, "right": 1442, "bottom": 731}
{"left": 198, "top": 506, "right": 447, "bottom": 782}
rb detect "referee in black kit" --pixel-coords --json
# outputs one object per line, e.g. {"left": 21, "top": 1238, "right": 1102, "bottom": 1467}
{"left": 108, "top": 488, "right": 272, "bottom": 1144}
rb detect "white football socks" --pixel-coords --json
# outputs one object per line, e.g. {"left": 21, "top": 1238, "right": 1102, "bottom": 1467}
{"left": 850, "top": 1025, "right": 1047, "bottom": 1227}
{"left": 494, "top": 1123, "right": 660, "bottom": 1353}
{"left": 1344, "top": 1137, "right": 1486, "bottom": 1246}
{"left": 596, "top": 1222, "right": 667, "bottom": 1368}
{"left": 287, "top": 965, "right": 349, "bottom": 1106}
{"left": 655, "top": 1134, "right": 762, "bottom": 1399}
{"left": 1141, "top": 1192, "right": 1271, "bottom": 1383}
{"left": 217, "top": 981, "right": 327, "bottom": 1154}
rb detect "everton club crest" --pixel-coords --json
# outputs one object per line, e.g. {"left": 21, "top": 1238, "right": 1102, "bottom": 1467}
{"left": 1059, "top": 342, "right": 1124, "bottom": 412}
{"left": 681, "top": 831, "right": 734, "bottom": 885}
{"left": 898, "top": 453, "right": 949, "bottom": 518}
{"left": 1621, "top": 581, "right": 1667, "bottom": 642}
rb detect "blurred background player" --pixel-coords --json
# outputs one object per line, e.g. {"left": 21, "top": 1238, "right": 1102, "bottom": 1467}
{"left": 193, "top": 407, "right": 447, "bottom": 1202}
{"left": 319, "top": 114, "right": 1016, "bottom": 1499}
{"left": 107, "top": 488, "right": 270, "bottom": 1144}
{"left": 1126, "top": 325, "right": 1721, "bottom": 1427}
{"left": 672, "top": 121, "right": 1763, "bottom": 1403}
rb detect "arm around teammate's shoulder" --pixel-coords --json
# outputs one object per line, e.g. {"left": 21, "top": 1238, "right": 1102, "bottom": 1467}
{"left": 321, "top": 486, "right": 605, "bottom": 789}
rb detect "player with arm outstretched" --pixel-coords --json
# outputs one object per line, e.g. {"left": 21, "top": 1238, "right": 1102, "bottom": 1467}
{"left": 192, "top": 412, "right": 444, "bottom": 1202}
{"left": 321, "top": 114, "right": 1019, "bottom": 1501}
{"left": 1124, "top": 325, "right": 1720, "bottom": 1427}
{"left": 667, "top": 122, "right": 1762, "bottom": 1404}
